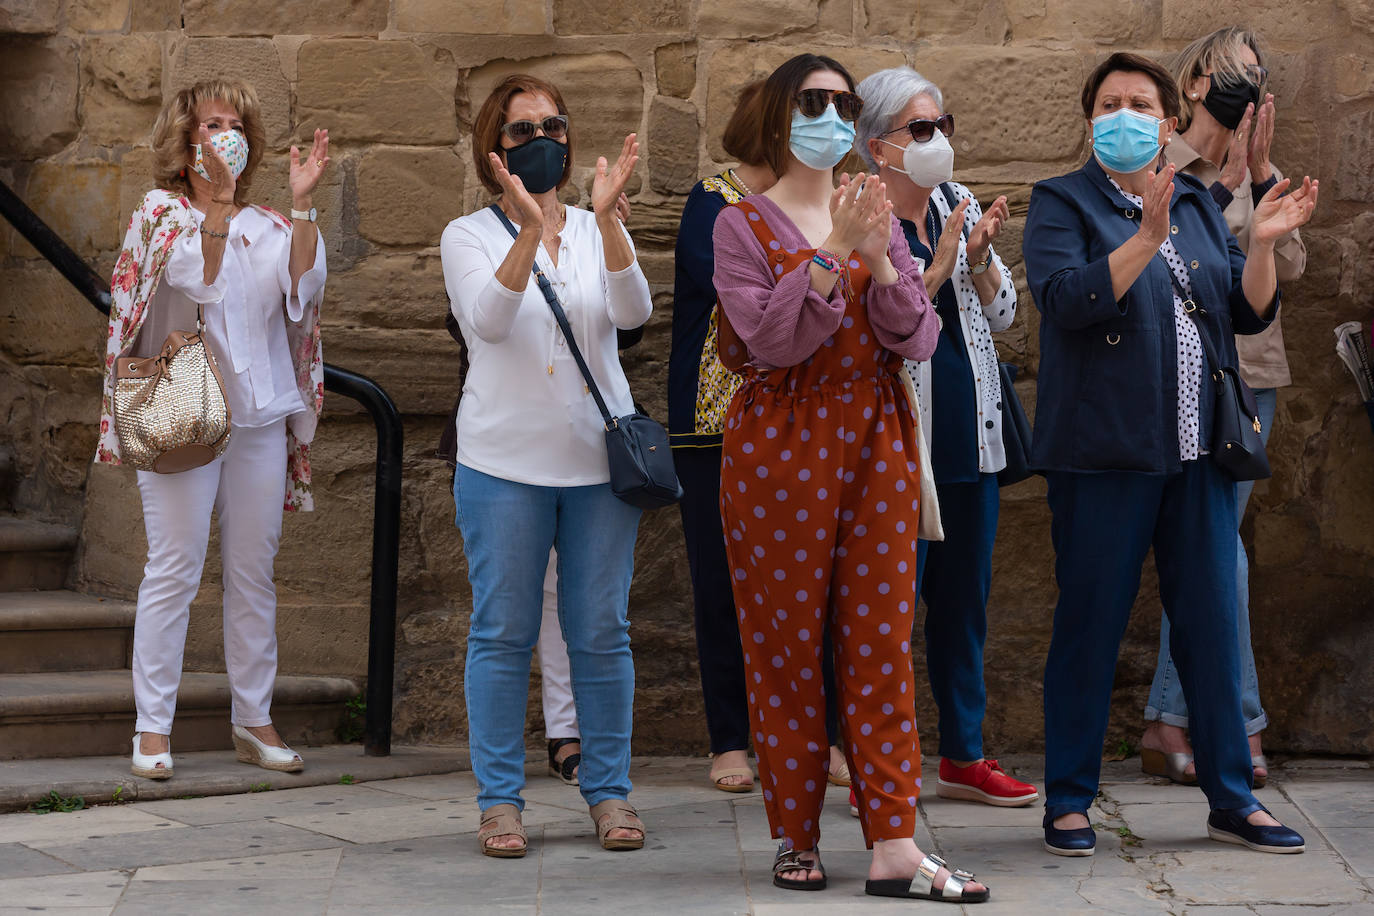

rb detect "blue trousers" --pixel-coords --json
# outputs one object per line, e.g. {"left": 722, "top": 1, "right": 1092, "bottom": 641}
{"left": 454, "top": 464, "right": 641, "bottom": 811}
{"left": 915, "top": 473, "right": 999, "bottom": 761}
{"left": 1147, "top": 387, "right": 1277, "bottom": 733}
{"left": 1043, "top": 460, "right": 1259, "bottom": 819}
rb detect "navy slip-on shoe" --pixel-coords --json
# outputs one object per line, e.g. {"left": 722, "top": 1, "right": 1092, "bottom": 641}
{"left": 1043, "top": 811, "right": 1096, "bottom": 857}
{"left": 1207, "top": 806, "right": 1305, "bottom": 854}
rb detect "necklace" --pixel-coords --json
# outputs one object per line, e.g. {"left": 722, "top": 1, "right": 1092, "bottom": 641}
{"left": 730, "top": 168, "right": 753, "bottom": 196}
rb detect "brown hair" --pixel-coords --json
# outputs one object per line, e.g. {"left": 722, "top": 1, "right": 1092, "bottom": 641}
{"left": 721, "top": 80, "right": 769, "bottom": 166}
{"left": 757, "top": 54, "right": 858, "bottom": 178}
{"left": 150, "top": 79, "right": 266, "bottom": 207}
{"left": 1173, "top": 27, "right": 1265, "bottom": 130}
{"left": 1080, "top": 52, "right": 1180, "bottom": 121}
{"left": 472, "top": 74, "right": 574, "bottom": 196}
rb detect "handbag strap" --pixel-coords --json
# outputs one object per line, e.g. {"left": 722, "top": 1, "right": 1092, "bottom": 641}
{"left": 487, "top": 203, "right": 618, "bottom": 430}
{"left": 1154, "top": 252, "right": 1225, "bottom": 376}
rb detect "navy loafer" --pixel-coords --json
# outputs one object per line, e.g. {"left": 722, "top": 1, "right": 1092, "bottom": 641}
{"left": 1043, "top": 811, "right": 1095, "bottom": 857}
{"left": 1207, "top": 806, "right": 1305, "bottom": 853}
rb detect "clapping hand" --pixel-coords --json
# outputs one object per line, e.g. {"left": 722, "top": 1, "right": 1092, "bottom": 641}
{"left": 488, "top": 151, "right": 544, "bottom": 231}
{"left": 830, "top": 173, "right": 893, "bottom": 264}
{"left": 921, "top": 198, "right": 970, "bottom": 291}
{"left": 1248, "top": 94, "right": 1275, "bottom": 183}
{"left": 592, "top": 134, "right": 639, "bottom": 218}
{"left": 1136, "top": 164, "right": 1176, "bottom": 249}
{"left": 289, "top": 128, "right": 330, "bottom": 203}
{"left": 966, "top": 194, "right": 1008, "bottom": 266}
{"left": 198, "top": 125, "right": 236, "bottom": 203}
{"left": 1252, "top": 175, "right": 1318, "bottom": 244}
{"left": 1217, "top": 104, "right": 1253, "bottom": 192}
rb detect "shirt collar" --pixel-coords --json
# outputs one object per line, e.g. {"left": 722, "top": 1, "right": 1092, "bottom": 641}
{"left": 1082, "top": 153, "right": 1201, "bottom": 213}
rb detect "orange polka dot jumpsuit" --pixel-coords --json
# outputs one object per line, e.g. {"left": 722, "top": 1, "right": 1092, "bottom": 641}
{"left": 712, "top": 196, "right": 939, "bottom": 851}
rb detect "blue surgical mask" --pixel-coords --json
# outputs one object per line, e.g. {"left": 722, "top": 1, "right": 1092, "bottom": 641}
{"left": 1091, "top": 109, "right": 1163, "bottom": 174}
{"left": 789, "top": 104, "right": 856, "bottom": 171}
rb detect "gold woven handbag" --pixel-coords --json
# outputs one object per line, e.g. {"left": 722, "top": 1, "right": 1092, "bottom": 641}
{"left": 113, "top": 308, "right": 231, "bottom": 473}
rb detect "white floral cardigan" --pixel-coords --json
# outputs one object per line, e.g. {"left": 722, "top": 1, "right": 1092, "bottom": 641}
{"left": 95, "top": 189, "right": 325, "bottom": 511}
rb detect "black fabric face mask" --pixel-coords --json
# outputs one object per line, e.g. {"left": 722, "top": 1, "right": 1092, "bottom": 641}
{"left": 1202, "top": 73, "right": 1261, "bottom": 131}
{"left": 504, "top": 136, "right": 566, "bottom": 194}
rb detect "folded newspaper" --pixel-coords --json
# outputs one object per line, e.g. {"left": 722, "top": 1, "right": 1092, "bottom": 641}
{"left": 1334, "top": 321, "right": 1374, "bottom": 402}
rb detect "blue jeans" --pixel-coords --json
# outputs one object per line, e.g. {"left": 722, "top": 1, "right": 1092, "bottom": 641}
{"left": 915, "top": 473, "right": 999, "bottom": 761}
{"left": 1043, "top": 461, "right": 1259, "bottom": 819}
{"left": 454, "top": 464, "right": 641, "bottom": 811}
{"left": 1146, "top": 387, "right": 1277, "bottom": 734}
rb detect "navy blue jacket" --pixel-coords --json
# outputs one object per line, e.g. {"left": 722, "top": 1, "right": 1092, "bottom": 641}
{"left": 1022, "top": 156, "right": 1274, "bottom": 475}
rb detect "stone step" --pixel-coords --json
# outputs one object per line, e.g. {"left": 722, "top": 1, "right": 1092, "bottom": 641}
{"left": 0, "top": 670, "right": 361, "bottom": 760}
{"left": 0, "top": 516, "right": 79, "bottom": 591}
{"left": 0, "top": 590, "right": 136, "bottom": 673}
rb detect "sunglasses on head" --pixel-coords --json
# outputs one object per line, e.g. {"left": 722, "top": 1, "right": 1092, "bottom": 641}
{"left": 884, "top": 113, "right": 955, "bottom": 144}
{"left": 795, "top": 88, "right": 864, "bottom": 122}
{"left": 500, "top": 115, "right": 569, "bottom": 144}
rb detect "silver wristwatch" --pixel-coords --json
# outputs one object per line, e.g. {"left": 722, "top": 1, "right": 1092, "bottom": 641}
{"left": 290, "top": 207, "right": 317, "bottom": 222}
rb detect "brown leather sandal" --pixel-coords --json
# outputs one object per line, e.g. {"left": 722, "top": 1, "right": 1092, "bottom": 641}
{"left": 589, "top": 799, "right": 645, "bottom": 851}
{"left": 478, "top": 803, "right": 527, "bottom": 858}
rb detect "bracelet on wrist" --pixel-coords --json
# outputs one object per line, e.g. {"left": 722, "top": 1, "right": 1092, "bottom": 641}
{"left": 200, "top": 225, "right": 228, "bottom": 239}
{"left": 812, "top": 248, "right": 843, "bottom": 275}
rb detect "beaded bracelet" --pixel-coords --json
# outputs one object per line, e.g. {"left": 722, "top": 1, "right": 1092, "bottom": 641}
{"left": 811, "top": 248, "right": 842, "bottom": 274}
{"left": 200, "top": 225, "right": 228, "bottom": 239}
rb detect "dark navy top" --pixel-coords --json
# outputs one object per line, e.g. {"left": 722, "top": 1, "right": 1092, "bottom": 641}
{"left": 1021, "top": 156, "right": 1274, "bottom": 475}
{"left": 900, "top": 210, "right": 980, "bottom": 484}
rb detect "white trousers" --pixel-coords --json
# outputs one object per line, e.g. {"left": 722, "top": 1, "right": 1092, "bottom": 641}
{"left": 537, "top": 549, "right": 579, "bottom": 739}
{"left": 132, "top": 420, "right": 287, "bottom": 735}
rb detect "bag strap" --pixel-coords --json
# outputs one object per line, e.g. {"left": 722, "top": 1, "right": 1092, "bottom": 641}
{"left": 1153, "top": 251, "right": 1225, "bottom": 375}
{"left": 487, "top": 204, "right": 618, "bottom": 429}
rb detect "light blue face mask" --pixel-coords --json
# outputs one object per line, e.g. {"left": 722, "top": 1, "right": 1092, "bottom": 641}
{"left": 1091, "top": 108, "right": 1163, "bottom": 174}
{"left": 789, "top": 103, "right": 856, "bottom": 171}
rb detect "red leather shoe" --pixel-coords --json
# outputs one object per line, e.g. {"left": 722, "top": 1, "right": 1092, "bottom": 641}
{"left": 936, "top": 758, "right": 1039, "bottom": 807}
{"left": 848, "top": 787, "right": 859, "bottom": 818}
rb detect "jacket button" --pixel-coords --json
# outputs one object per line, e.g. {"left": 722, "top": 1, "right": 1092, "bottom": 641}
{"left": 1190, "top": 260, "right": 1199, "bottom": 269}
{"left": 1170, "top": 225, "right": 1179, "bottom": 235}
{"left": 1089, "top": 292, "right": 1097, "bottom": 300}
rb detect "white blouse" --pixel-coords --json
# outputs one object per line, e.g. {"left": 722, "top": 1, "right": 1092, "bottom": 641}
{"left": 159, "top": 206, "right": 326, "bottom": 429}
{"left": 903, "top": 181, "right": 1019, "bottom": 474}
{"left": 440, "top": 205, "right": 653, "bottom": 487}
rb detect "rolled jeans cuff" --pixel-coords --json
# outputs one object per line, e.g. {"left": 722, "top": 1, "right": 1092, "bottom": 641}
{"left": 1144, "top": 705, "right": 1269, "bottom": 737}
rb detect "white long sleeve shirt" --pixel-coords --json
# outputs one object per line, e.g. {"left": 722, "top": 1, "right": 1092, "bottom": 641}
{"left": 157, "top": 205, "right": 326, "bottom": 429}
{"left": 441, "top": 205, "right": 652, "bottom": 486}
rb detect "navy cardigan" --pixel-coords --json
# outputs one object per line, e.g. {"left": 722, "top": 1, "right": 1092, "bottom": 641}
{"left": 1022, "top": 156, "right": 1274, "bottom": 475}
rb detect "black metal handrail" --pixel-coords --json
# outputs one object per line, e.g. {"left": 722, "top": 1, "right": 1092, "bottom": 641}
{"left": 0, "top": 178, "right": 399, "bottom": 757}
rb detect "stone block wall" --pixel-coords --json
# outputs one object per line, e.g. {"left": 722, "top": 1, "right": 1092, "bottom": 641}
{"left": 2, "top": 0, "right": 1372, "bottom": 756}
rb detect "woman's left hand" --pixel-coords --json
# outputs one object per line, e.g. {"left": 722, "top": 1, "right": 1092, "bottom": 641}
{"left": 1247, "top": 94, "right": 1275, "bottom": 184}
{"left": 1251, "top": 175, "right": 1318, "bottom": 243}
{"left": 591, "top": 133, "right": 639, "bottom": 217}
{"left": 965, "top": 194, "right": 1009, "bottom": 266}
{"left": 289, "top": 128, "right": 330, "bottom": 203}
{"left": 847, "top": 175, "right": 895, "bottom": 265}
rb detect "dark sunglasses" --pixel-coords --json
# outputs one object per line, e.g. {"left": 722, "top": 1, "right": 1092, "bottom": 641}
{"left": 795, "top": 88, "right": 864, "bottom": 122}
{"left": 500, "top": 115, "right": 569, "bottom": 144}
{"left": 883, "top": 113, "right": 955, "bottom": 144}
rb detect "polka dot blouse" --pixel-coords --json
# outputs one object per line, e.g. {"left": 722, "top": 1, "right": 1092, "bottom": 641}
{"left": 1110, "top": 179, "right": 1205, "bottom": 462}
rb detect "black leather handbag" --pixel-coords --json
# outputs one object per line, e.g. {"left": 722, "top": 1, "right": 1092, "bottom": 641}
{"left": 489, "top": 205, "right": 682, "bottom": 509}
{"left": 996, "top": 361, "right": 1034, "bottom": 486}
{"left": 1159, "top": 255, "right": 1271, "bottom": 481}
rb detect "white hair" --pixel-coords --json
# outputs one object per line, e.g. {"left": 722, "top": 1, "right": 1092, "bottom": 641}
{"left": 854, "top": 67, "right": 946, "bottom": 170}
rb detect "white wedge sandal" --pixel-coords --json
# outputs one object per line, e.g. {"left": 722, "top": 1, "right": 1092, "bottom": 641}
{"left": 131, "top": 733, "right": 174, "bottom": 780}
{"left": 231, "top": 725, "right": 304, "bottom": 773}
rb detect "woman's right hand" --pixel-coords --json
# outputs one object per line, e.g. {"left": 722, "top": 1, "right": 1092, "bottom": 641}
{"left": 828, "top": 173, "right": 891, "bottom": 257}
{"left": 1135, "top": 163, "right": 1175, "bottom": 249}
{"left": 1218, "top": 104, "right": 1253, "bottom": 193}
{"left": 199, "top": 126, "right": 236, "bottom": 204}
{"left": 488, "top": 151, "right": 543, "bottom": 232}
{"left": 921, "top": 198, "right": 970, "bottom": 291}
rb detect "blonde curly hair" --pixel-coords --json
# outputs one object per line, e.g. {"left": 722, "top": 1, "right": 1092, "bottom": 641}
{"left": 151, "top": 79, "right": 266, "bottom": 206}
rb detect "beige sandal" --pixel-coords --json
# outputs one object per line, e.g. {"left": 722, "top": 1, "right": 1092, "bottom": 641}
{"left": 710, "top": 756, "right": 755, "bottom": 793}
{"left": 478, "top": 803, "right": 527, "bottom": 858}
{"left": 827, "top": 757, "right": 852, "bottom": 787}
{"left": 589, "top": 799, "right": 645, "bottom": 851}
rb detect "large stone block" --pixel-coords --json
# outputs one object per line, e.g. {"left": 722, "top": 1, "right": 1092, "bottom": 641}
{"left": 182, "top": 0, "right": 388, "bottom": 36}
{"left": 131, "top": 0, "right": 180, "bottom": 31}
{"left": 323, "top": 326, "right": 462, "bottom": 416}
{"left": 1333, "top": 53, "right": 1374, "bottom": 103}
{"left": 648, "top": 97, "right": 699, "bottom": 195}
{"left": 698, "top": 0, "right": 817, "bottom": 38}
{"left": 168, "top": 38, "right": 292, "bottom": 148}
{"left": 0, "top": 37, "right": 79, "bottom": 159}
{"left": 81, "top": 34, "right": 163, "bottom": 147}
{"left": 1162, "top": 0, "right": 1336, "bottom": 43}
{"left": 1006, "top": 0, "right": 1160, "bottom": 44}
{"left": 0, "top": 0, "right": 60, "bottom": 33}
{"left": 464, "top": 53, "right": 644, "bottom": 167}
{"left": 703, "top": 43, "right": 907, "bottom": 161}
{"left": 14, "top": 162, "right": 122, "bottom": 258}
{"left": 552, "top": 0, "right": 688, "bottom": 34}
{"left": 914, "top": 48, "right": 1086, "bottom": 167}
{"left": 655, "top": 42, "right": 697, "bottom": 99}
{"left": 67, "top": 0, "right": 130, "bottom": 31}
{"left": 298, "top": 39, "right": 458, "bottom": 145}
{"left": 356, "top": 147, "right": 464, "bottom": 247}
{"left": 0, "top": 268, "right": 107, "bottom": 366}
{"left": 395, "top": 0, "right": 546, "bottom": 34}
{"left": 1334, "top": 110, "right": 1374, "bottom": 202}
{"left": 331, "top": 253, "right": 451, "bottom": 330}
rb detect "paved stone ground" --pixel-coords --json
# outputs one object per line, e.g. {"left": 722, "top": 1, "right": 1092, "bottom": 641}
{"left": 0, "top": 755, "right": 1369, "bottom": 914}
